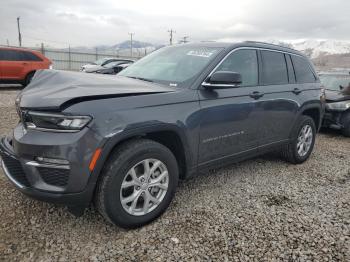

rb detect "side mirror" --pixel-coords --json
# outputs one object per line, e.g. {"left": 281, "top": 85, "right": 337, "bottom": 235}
{"left": 202, "top": 71, "right": 242, "bottom": 89}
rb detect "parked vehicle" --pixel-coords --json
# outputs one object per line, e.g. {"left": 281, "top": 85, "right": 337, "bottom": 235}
{"left": 80, "top": 58, "right": 133, "bottom": 72}
{"left": 85, "top": 60, "right": 133, "bottom": 74}
{"left": 319, "top": 71, "right": 350, "bottom": 136}
{"left": 0, "top": 42, "right": 324, "bottom": 228}
{"left": 0, "top": 47, "right": 52, "bottom": 86}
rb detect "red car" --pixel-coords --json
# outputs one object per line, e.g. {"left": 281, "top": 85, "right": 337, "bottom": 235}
{"left": 0, "top": 47, "right": 52, "bottom": 86}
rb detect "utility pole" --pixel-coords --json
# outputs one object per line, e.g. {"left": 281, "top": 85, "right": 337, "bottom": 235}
{"left": 168, "top": 29, "right": 176, "bottom": 45}
{"left": 181, "top": 36, "right": 189, "bottom": 44}
{"left": 129, "top": 32, "right": 134, "bottom": 57}
{"left": 17, "top": 17, "right": 22, "bottom": 47}
{"left": 6, "top": 39, "right": 9, "bottom": 46}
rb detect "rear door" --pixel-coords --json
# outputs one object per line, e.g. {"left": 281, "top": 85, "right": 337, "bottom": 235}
{"left": 1, "top": 49, "right": 28, "bottom": 80}
{"left": 255, "top": 50, "right": 301, "bottom": 148}
{"left": 198, "top": 49, "right": 261, "bottom": 165}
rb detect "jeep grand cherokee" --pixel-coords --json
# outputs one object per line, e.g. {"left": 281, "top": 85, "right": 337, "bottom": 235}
{"left": 0, "top": 42, "right": 324, "bottom": 228}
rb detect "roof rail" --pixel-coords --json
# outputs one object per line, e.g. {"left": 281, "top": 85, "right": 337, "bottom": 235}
{"left": 243, "top": 41, "right": 296, "bottom": 51}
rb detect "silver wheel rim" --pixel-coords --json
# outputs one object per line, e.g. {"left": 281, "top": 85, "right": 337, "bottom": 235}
{"left": 120, "top": 159, "right": 169, "bottom": 216}
{"left": 297, "top": 124, "right": 313, "bottom": 157}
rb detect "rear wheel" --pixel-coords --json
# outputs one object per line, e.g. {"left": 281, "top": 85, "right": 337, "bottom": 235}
{"left": 23, "top": 71, "right": 35, "bottom": 87}
{"left": 95, "top": 139, "right": 179, "bottom": 228}
{"left": 281, "top": 116, "right": 316, "bottom": 164}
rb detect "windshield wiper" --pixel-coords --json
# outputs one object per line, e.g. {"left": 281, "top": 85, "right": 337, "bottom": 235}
{"left": 127, "top": 76, "right": 154, "bottom": 83}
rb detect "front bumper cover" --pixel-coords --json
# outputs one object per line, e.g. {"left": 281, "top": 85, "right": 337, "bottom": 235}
{"left": 0, "top": 136, "right": 95, "bottom": 207}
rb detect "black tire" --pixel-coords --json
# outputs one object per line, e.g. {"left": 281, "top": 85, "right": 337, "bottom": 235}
{"left": 23, "top": 71, "right": 35, "bottom": 87}
{"left": 281, "top": 115, "right": 316, "bottom": 164}
{"left": 341, "top": 112, "right": 350, "bottom": 137}
{"left": 94, "top": 139, "right": 179, "bottom": 228}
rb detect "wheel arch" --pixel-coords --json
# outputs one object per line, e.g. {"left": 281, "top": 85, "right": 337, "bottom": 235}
{"left": 299, "top": 102, "right": 324, "bottom": 131}
{"left": 92, "top": 124, "right": 194, "bottom": 183}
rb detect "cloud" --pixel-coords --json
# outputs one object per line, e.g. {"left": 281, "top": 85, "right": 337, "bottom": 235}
{"left": 1, "top": 0, "right": 350, "bottom": 47}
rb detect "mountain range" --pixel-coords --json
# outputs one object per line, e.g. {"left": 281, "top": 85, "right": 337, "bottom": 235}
{"left": 69, "top": 39, "right": 350, "bottom": 69}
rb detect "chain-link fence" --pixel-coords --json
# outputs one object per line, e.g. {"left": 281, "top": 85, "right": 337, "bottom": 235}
{"left": 1, "top": 44, "right": 140, "bottom": 71}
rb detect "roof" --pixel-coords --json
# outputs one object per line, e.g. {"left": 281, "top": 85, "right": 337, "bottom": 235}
{"left": 177, "top": 41, "right": 303, "bottom": 56}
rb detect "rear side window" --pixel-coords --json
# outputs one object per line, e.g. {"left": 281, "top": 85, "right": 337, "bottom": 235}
{"left": 291, "top": 55, "right": 316, "bottom": 83}
{"left": 22, "top": 51, "right": 42, "bottom": 61}
{"left": 215, "top": 49, "right": 258, "bottom": 86}
{"left": 261, "top": 50, "right": 288, "bottom": 85}
{"left": 285, "top": 54, "right": 296, "bottom": 83}
{"left": 0, "top": 50, "right": 23, "bottom": 61}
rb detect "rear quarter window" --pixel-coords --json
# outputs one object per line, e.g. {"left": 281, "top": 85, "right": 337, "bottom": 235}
{"left": 291, "top": 55, "right": 316, "bottom": 83}
{"left": 261, "top": 50, "right": 289, "bottom": 85}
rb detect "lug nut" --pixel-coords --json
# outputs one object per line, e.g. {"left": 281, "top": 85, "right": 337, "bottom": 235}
{"left": 137, "top": 187, "right": 140, "bottom": 190}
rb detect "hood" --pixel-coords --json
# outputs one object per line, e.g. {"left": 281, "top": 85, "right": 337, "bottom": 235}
{"left": 325, "top": 88, "right": 350, "bottom": 103}
{"left": 18, "top": 70, "right": 176, "bottom": 110}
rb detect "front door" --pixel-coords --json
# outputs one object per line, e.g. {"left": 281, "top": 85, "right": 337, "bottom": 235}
{"left": 198, "top": 49, "right": 261, "bottom": 165}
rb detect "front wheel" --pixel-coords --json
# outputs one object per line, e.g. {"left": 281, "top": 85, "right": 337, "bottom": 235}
{"left": 281, "top": 115, "right": 316, "bottom": 164}
{"left": 94, "top": 139, "right": 179, "bottom": 228}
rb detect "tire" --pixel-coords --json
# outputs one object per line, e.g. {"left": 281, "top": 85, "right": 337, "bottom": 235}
{"left": 23, "top": 71, "right": 35, "bottom": 87}
{"left": 94, "top": 139, "right": 179, "bottom": 228}
{"left": 341, "top": 112, "right": 350, "bottom": 137}
{"left": 281, "top": 115, "right": 316, "bottom": 164}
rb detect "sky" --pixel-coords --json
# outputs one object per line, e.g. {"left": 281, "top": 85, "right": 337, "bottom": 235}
{"left": 1, "top": 0, "right": 350, "bottom": 48}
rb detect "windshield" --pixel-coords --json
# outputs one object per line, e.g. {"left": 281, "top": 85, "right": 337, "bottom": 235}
{"left": 94, "top": 58, "right": 111, "bottom": 65}
{"left": 320, "top": 74, "right": 350, "bottom": 91}
{"left": 119, "top": 45, "right": 223, "bottom": 87}
{"left": 104, "top": 61, "right": 131, "bottom": 68}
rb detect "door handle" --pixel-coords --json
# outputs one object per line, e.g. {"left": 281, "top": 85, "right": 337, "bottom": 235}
{"left": 249, "top": 91, "right": 264, "bottom": 100}
{"left": 292, "top": 88, "right": 302, "bottom": 95}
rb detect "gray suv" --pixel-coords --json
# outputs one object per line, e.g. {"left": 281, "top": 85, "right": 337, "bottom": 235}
{"left": 0, "top": 42, "right": 324, "bottom": 228}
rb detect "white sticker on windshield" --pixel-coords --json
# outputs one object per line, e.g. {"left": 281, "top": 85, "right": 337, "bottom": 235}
{"left": 186, "top": 50, "right": 214, "bottom": 58}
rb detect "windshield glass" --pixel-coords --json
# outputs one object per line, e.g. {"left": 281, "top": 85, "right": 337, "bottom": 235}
{"left": 104, "top": 61, "right": 131, "bottom": 68}
{"left": 320, "top": 74, "right": 350, "bottom": 91}
{"left": 94, "top": 58, "right": 110, "bottom": 65}
{"left": 119, "top": 45, "right": 223, "bottom": 87}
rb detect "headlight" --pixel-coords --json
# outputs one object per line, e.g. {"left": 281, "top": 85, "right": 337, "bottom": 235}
{"left": 326, "top": 101, "right": 350, "bottom": 111}
{"left": 24, "top": 111, "right": 92, "bottom": 132}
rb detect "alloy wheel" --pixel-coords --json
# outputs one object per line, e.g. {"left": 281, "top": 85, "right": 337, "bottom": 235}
{"left": 120, "top": 159, "right": 169, "bottom": 216}
{"left": 296, "top": 124, "right": 313, "bottom": 157}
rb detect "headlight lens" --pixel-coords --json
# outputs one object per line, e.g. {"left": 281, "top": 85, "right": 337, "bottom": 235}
{"left": 24, "top": 111, "right": 92, "bottom": 132}
{"left": 326, "top": 101, "right": 350, "bottom": 111}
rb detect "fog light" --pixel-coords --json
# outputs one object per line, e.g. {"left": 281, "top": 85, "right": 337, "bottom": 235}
{"left": 35, "top": 157, "right": 69, "bottom": 165}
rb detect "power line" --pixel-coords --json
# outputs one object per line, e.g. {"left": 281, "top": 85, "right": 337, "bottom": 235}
{"left": 168, "top": 29, "right": 176, "bottom": 45}
{"left": 129, "top": 32, "right": 134, "bottom": 57}
{"left": 17, "top": 17, "right": 22, "bottom": 47}
{"left": 180, "top": 36, "right": 189, "bottom": 44}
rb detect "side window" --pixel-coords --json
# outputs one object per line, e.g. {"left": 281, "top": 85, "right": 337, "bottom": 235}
{"left": 291, "top": 55, "right": 316, "bottom": 83}
{"left": 0, "top": 50, "right": 24, "bottom": 61}
{"left": 285, "top": 54, "right": 296, "bottom": 83}
{"left": 0, "top": 50, "right": 4, "bottom": 61}
{"left": 261, "top": 50, "right": 288, "bottom": 85}
{"left": 215, "top": 49, "right": 258, "bottom": 86}
{"left": 22, "top": 51, "right": 42, "bottom": 61}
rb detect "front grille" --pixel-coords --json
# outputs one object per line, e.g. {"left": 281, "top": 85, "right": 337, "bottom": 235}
{"left": 38, "top": 167, "right": 69, "bottom": 187}
{"left": 0, "top": 152, "right": 30, "bottom": 187}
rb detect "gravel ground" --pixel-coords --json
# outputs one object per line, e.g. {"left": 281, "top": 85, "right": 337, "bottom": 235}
{"left": 0, "top": 88, "right": 349, "bottom": 261}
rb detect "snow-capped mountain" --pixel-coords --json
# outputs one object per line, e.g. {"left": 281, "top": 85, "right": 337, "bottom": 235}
{"left": 268, "top": 39, "right": 350, "bottom": 58}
